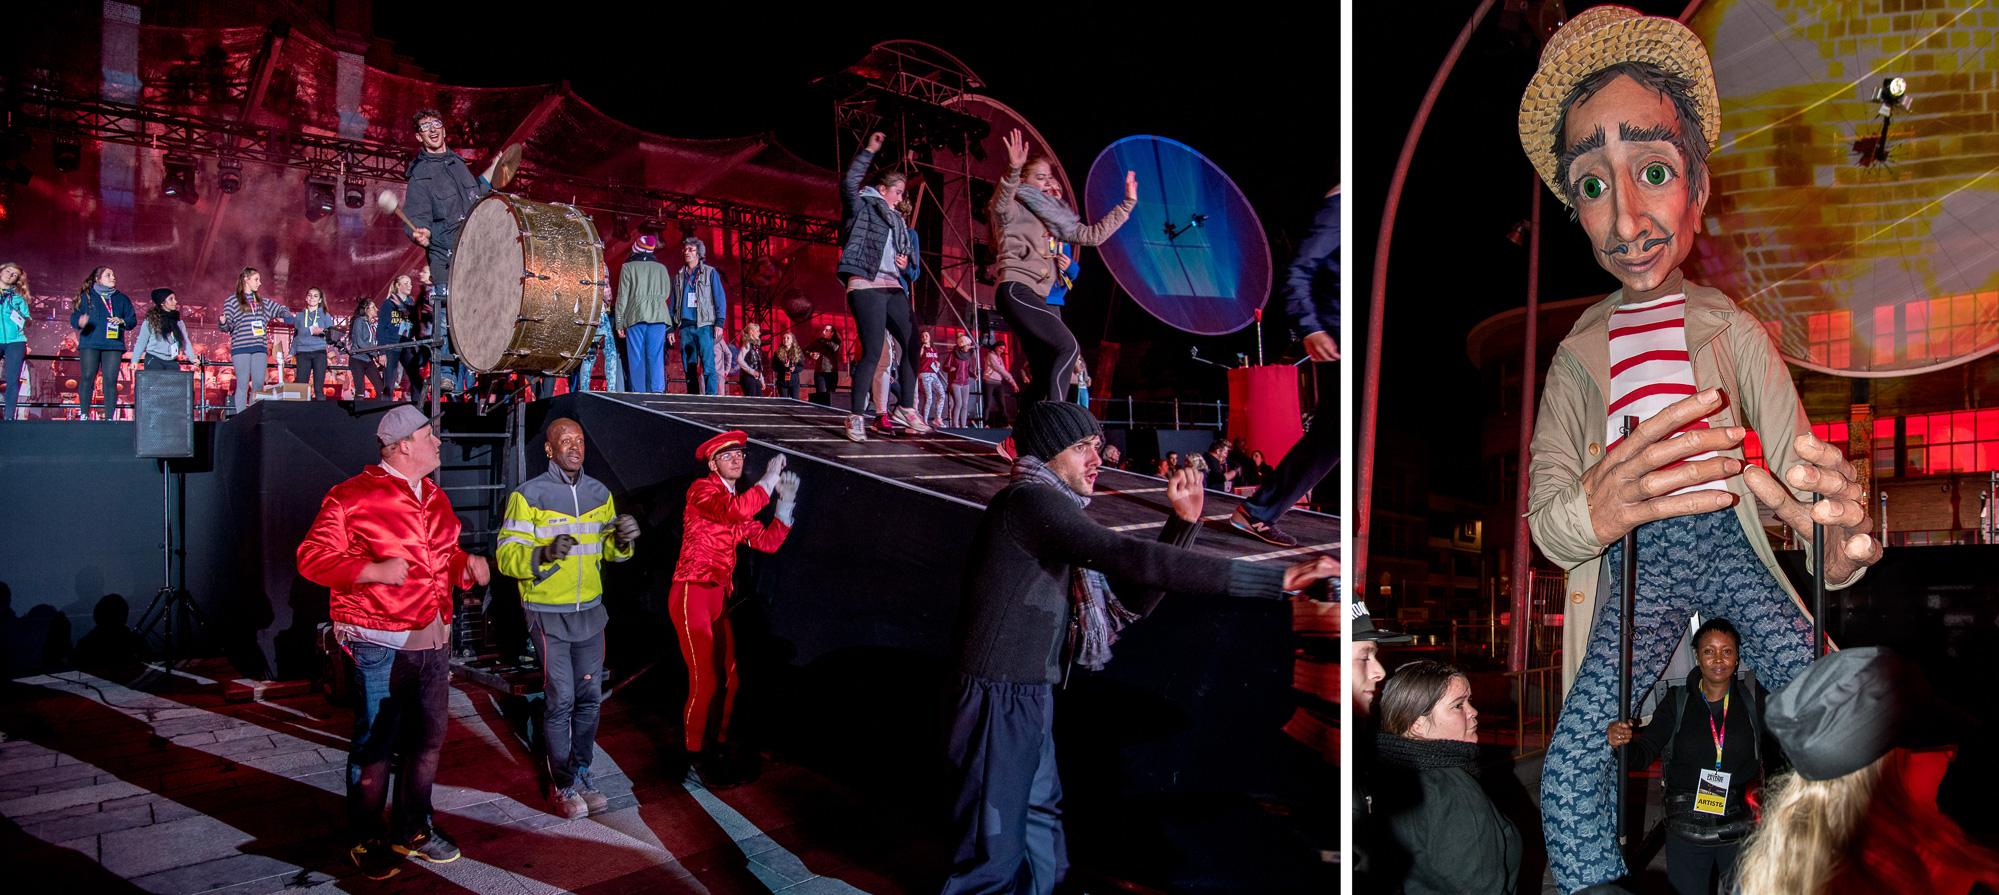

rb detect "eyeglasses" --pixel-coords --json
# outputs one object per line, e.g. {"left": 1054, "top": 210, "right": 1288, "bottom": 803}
{"left": 713, "top": 449, "right": 747, "bottom": 461}
{"left": 416, "top": 121, "right": 444, "bottom": 133}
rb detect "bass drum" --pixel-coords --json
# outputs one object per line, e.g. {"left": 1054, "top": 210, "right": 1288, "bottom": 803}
{"left": 450, "top": 193, "right": 607, "bottom": 375}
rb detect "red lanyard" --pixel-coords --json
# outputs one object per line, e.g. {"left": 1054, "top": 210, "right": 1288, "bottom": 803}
{"left": 1705, "top": 690, "right": 1730, "bottom": 768}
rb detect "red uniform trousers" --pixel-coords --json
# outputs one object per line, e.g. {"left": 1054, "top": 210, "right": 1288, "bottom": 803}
{"left": 671, "top": 579, "right": 736, "bottom": 753}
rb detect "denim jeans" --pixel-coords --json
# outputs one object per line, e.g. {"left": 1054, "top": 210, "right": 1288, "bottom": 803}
{"left": 627, "top": 323, "right": 668, "bottom": 393}
{"left": 676, "top": 324, "right": 718, "bottom": 395}
{"left": 528, "top": 617, "right": 604, "bottom": 790}
{"left": 345, "top": 642, "right": 451, "bottom": 845}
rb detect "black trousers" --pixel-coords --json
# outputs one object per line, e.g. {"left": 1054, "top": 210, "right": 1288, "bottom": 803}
{"left": 984, "top": 379, "right": 1016, "bottom": 427}
{"left": 845, "top": 287, "right": 917, "bottom": 416}
{"left": 79, "top": 347, "right": 123, "bottom": 418}
{"left": 941, "top": 673, "right": 1065, "bottom": 895}
{"left": 349, "top": 358, "right": 386, "bottom": 399}
{"left": 738, "top": 372, "right": 765, "bottom": 397}
{"left": 1664, "top": 833, "right": 1742, "bottom": 895}
{"left": 294, "top": 349, "right": 328, "bottom": 399}
{"left": 994, "top": 281, "right": 1078, "bottom": 408}
{"left": 141, "top": 356, "right": 179, "bottom": 372}
{"left": 814, "top": 370, "right": 836, "bottom": 400}
{"left": 384, "top": 348, "right": 426, "bottom": 400}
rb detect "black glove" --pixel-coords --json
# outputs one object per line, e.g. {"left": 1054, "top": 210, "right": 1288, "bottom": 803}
{"left": 534, "top": 534, "right": 577, "bottom": 566}
{"left": 606, "top": 514, "right": 640, "bottom": 548}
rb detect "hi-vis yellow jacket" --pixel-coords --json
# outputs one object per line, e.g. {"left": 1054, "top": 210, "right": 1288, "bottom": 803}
{"left": 497, "top": 468, "right": 633, "bottom": 610}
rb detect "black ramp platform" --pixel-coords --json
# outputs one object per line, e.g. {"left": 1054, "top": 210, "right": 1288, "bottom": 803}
{"left": 535, "top": 392, "right": 1339, "bottom": 892}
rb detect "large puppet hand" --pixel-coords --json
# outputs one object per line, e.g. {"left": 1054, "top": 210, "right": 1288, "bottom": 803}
{"left": 1166, "top": 467, "right": 1205, "bottom": 523}
{"left": 1743, "top": 433, "right": 1882, "bottom": 586}
{"left": 1003, "top": 129, "right": 1029, "bottom": 170}
{"left": 865, "top": 131, "right": 885, "bottom": 153}
{"left": 1578, "top": 389, "right": 1748, "bottom": 547}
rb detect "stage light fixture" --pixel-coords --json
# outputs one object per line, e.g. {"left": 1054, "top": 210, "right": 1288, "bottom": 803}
{"left": 52, "top": 138, "right": 80, "bottom": 173}
{"left": 305, "top": 174, "right": 337, "bottom": 221}
{"left": 162, "top": 153, "right": 198, "bottom": 203}
{"left": 217, "top": 158, "right": 242, "bottom": 194}
{"left": 343, "top": 176, "right": 365, "bottom": 209}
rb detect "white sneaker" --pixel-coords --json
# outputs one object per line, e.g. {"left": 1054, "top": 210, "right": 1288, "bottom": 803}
{"left": 891, "top": 406, "right": 933, "bottom": 433}
{"left": 844, "top": 414, "right": 868, "bottom": 443}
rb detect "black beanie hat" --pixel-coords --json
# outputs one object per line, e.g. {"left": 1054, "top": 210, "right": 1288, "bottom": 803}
{"left": 151, "top": 288, "right": 175, "bottom": 304}
{"left": 1014, "top": 401, "right": 1101, "bottom": 461}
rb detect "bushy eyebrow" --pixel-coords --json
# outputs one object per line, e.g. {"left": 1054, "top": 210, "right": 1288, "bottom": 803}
{"left": 1557, "top": 124, "right": 1607, "bottom": 181}
{"left": 1620, "top": 122, "right": 1679, "bottom": 144}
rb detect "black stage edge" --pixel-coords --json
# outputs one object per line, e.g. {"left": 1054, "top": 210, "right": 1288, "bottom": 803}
{"left": 3, "top": 393, "right": 1338, "bottom": 892}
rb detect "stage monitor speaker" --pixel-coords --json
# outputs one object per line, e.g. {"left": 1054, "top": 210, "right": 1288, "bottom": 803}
{"left": 136, "top": 370, "right": 194, "bottom": 458}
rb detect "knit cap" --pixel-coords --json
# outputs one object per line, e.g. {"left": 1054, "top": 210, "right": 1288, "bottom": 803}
{"left": 151, "top": 288, "right": 175, "bottom": 304}
{"left": 1014, "top": 401, "right": 1101, "bottom": 461}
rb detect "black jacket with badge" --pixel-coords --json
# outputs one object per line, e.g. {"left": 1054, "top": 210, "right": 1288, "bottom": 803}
{"left": 1625, "top": 666, "right": 1780, "bottom": 832}
{"left": 404, "top": 150, "right": 486, "bottom": 251}
{"left": 834, "top": 148, "right": 907, "bottom": 284}
{"left": 1370, "top": 734, "right": 1520, "bottom": 895}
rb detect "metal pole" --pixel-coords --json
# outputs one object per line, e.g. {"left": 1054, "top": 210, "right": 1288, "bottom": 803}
{"left": 1509, "top": 172, "right": 1542, "bottom": 673}
{"left": 1358, "top": 0, "right": 1502, "bottom": 601}
{"left": 1812, "top": 492, "right": 1826, "bottom": 657}
{"left": 1616, "top": 414, "right": 1638, "bottom": 848}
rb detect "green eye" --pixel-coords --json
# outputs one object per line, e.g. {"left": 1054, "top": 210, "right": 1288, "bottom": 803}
{"left": 1643, "top": 163, "right": 1670, "bottom": 185}
{"left": 1579, "top": 176, "right": 1604, "bottom": 199}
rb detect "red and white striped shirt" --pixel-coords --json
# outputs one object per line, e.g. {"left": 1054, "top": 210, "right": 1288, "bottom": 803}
{"left": 1606, "top": 293, "right": 1724, "bottom": 496}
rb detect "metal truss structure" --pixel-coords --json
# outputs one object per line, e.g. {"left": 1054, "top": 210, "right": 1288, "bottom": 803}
{"left": 7, "top": 87, "right": 842, "bottom": 247}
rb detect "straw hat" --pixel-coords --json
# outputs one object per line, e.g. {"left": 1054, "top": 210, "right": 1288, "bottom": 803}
{"left": 1518, "top": 4, "right": 1719, "bottom": 205}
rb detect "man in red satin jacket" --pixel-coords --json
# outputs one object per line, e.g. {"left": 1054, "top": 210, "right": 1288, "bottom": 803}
{"left": 296, "top": 404, "right": 490, "bottom": 879}
{"left": 672, "top": 429, "right": 797, "bottom": 788}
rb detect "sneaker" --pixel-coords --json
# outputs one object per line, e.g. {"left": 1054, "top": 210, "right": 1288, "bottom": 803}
{"left": 349, "top": 841, "right": 402, "bottom": 880}
{"left": 874, "top": 414, "right": 899, "bottom": 437}
{"left": 1229, "top": 506, "right": 1300, "bottom": 548}
{"left": 393, "top": 827, "right": 460, "bottom": 864}
{"left": 574, "top": 767, "right": 610, "bottom": 814}
{"left": 550, "top": 787, "right": 589, "bottom": 820}
{"left": 844, "top": 414, "right": 868, "bottom": 443}
{"left": 891, "top": 406, "right": 933, "bottom": 433}
{"left": 996, "top": 437, "right": 1017, "bottom": 462}
{"left": 695, "top": 751, "right": 743, "bottom": 790}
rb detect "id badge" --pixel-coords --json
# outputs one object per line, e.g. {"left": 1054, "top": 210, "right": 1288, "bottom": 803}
{"left": 105, "top": 320, "right": 120, "bottom": 339}
{"left": 10, "top": 309, "right": 24, "bottom": 328}
{"left": 1695, "top": 768, "right": 1731, "bottom": 815}
{"left": 250, "top": 319, "right": 266, "bottom": 337}
{"left": 686, "top": 290, "right": 698, "bottom": 310}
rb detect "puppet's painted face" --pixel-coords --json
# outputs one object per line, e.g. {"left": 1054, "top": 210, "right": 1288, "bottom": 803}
{"left": 1562, "top": 74, "right": 1709, "bottom": 303}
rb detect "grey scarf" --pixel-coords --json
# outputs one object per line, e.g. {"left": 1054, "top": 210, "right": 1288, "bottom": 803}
{"left": 1011, "top": 455, "right": 1139, "bottom": 672}
{"left": 861, "top": 187, "right": 913, "bottom": 257}
{"left": 1012, "top": 183, "right": 1086, "bottom": 243}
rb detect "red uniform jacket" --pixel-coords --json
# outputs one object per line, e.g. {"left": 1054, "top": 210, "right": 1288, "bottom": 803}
{"left": 673, "top": 474, "right": 790, "bottom": 586}
{"left": 297, "top": 465, "right": 471, "bottom": 631}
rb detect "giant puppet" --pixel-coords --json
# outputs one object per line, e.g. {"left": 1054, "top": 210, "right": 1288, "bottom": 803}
{"left": 1515, "top": 7, "right": 1883, "bottom": 892}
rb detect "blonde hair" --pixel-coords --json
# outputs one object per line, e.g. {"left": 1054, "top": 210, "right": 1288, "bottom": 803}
{"left": 1, "top": 262, "right": 31, "bottom": 298}
{"left": 743, "top": 321, "right": 761, "bottom": 341}
{"left": 1736, "top": 750, "right": 1999, "bottom": 895}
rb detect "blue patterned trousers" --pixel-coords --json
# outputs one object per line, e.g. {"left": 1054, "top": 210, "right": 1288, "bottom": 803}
{"left": 1540, "top": 509, "right": 1814, "bottom": 893}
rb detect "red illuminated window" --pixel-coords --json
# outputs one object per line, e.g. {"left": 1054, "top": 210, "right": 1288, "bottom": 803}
{"left": 1905, "top": 293, "right": 1999, "bottom": 361}
{"left": 1904, "top": 409, "right": 1999, "bottom": 475}
{"left": 1740, "top": 429, "right": 1767, "bottom": 472}
{"left": 1807, "top": 311, "right": 1850, "bottom": 368}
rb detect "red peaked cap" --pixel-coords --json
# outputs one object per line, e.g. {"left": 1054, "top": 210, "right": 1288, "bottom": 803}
{"left": 697, "top": 430, "right": 751, "bottom": 461}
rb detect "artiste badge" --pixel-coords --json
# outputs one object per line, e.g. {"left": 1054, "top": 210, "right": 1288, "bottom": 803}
{"left": 686, "top": 289, "right": 698, "bottom": 310}
{"left": 250, "top": 319, "right": 266, "bottom": 337}
{"left": 1695, "top": 768, "right": 1730, "bottom": 815}
{"left": 105, "top": 320, "right": 120, "bottom": 339}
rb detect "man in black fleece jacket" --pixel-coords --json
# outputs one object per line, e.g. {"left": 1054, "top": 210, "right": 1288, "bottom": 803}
{"left": 941, "top": 401, "right": 1337, "bottom": 895}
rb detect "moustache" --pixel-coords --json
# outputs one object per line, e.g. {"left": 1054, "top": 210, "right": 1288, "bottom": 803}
{"left": 1601, "top": 231, "right": 1675, "bottom": 256}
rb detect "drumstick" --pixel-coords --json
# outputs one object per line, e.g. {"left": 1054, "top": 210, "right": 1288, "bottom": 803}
{"left": 377, "top": 190, "right": 417, "bottom": 232}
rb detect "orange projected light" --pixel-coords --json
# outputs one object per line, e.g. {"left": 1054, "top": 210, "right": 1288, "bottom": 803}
{"left": 1688, "top": 2, "right": 1999, "bottom": 376}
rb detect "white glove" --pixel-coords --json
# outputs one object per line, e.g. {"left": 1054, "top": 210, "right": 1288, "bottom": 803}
{"left": 773, "top": 471, "right": 800, "bottom": 526}
{"left": 756, "top": 453, "right": 786, "bottom": 493}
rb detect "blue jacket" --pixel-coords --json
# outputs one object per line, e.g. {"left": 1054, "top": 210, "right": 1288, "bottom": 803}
{"left": 898, "top": 230, "right": 923, "bottom": 293}
{"left": 377, "top": 294, "right": 417, "bottom": 348}
{"left": 1044, "top": 239, "right": 1079, "bottom": 306}
{"left": 0, "top": 289, "right": 29, "bottom": 344}
{"left": 293, "top": 306, "right": 336, "bottom": 353}
{"left": 71, "top": 289, "right": 137, "bottom": 352}
{"left": 1283, "top": 191, "right": 1338, "bottom": 337}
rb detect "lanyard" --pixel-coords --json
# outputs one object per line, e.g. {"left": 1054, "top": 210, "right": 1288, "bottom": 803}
{"left": 1705, "top": 690, "right": 1730, "bottom": 768}
{"left": 102, "top": 293, "right": 115, "bottom": 318}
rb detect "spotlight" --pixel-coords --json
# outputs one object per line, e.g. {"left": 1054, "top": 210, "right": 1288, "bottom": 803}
{"left": 217, "top": 157, "right": 242, "bottom": 194}
{"left": 162, "top": 153, "right": 198, "bottom": 203}
{"left": 305, "top": 174, "right": 336, "bottom": 221}
{"left": 1874, "top": 76, "right": 1912, "bottom": 116}
{"left": 52, "top": 138, "right": 80, "bottom": 173}
{"left": 343, "top": 176, "right": 365, "bottom": 209}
